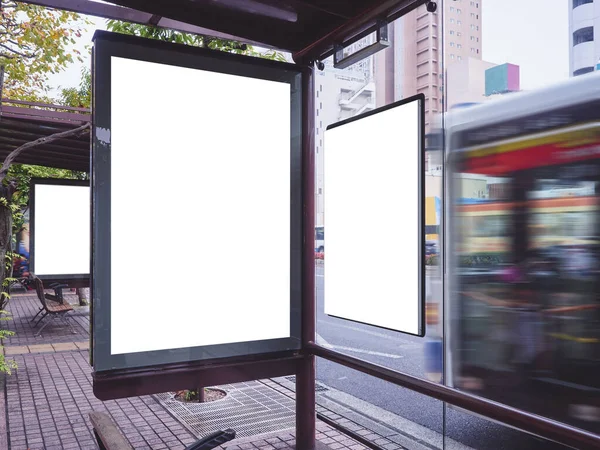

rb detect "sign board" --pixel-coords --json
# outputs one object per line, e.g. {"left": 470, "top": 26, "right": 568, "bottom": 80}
{"left": 29, "top": 179, "right": 90, "bottom": 281}
{"left": 323, "top": 95, "right": 425, "bottom": 336}
{"left": 91, "top": 31, "right": 303, "bottom": 372}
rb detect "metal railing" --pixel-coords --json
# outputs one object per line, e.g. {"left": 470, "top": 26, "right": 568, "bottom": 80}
{"left": 306, "top": 342, "right": 600, "bottom": 450}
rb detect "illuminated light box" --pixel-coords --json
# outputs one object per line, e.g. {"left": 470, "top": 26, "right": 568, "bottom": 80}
{"left": 29, "top": 179, "right": 90, "bottom": 280}
{"left": 323, "top": 95, "right": 425, "bottom": 336}
{"left": 92, "top": 31, "right": 302, "bottom": 372}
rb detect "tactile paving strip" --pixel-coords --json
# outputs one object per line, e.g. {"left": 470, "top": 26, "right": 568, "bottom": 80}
{"left": 155, "top": 380, "right": 296, "bottom": 439}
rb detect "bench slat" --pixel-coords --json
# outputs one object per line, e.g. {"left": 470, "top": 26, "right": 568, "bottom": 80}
{"left": 89, "top": 412, "right": 133, "bottom": 450}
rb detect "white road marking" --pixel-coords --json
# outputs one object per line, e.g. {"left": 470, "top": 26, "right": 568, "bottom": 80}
{"left": 316, "top": 333, "right": 404, "bottom": 359}
{"left": 317, "top": 319, "right": 419, "bottom": 345}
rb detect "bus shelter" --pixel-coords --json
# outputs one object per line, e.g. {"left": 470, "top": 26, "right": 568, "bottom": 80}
{"left": 12, "top": 1, "right": 600, "bottom": 449}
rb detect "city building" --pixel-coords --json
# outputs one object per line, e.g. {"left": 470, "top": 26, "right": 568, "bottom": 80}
{"left": 446, "top": 57, "right": 496, "bottom": 108}
{"left": 446, "top": 59, "right": 521, "bottom": 109}
{"left": 569, "top": 0, "right": 600, "bottom": 76}
{"left": 314, "top": 61, "right": 376, "bottom": 227}
{"left": 314, "top": 0, "right": 484, "bottom": 223}
{"left": 374, "top": 0, "right": 483, "bottom": 126}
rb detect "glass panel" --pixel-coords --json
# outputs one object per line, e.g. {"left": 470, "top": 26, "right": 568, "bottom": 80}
{"left": 444, "top": 410, "right": 571, "bottom": 449}
{"left": 316, "top": 5, "right": 446, "bottom": 449}
{"left": 446, "top": 0, "right": 600, "bottom": 447}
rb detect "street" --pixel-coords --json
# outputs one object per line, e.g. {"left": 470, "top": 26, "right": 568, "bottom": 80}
{"left": 314, "top": 264, "right": 567, "bottom": 450}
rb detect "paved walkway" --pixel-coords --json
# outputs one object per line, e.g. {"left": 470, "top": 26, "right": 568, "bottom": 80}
{"left": 0, "top": 293, "right": 377, "bottom": 450}
{"left": 219, "top": 423, "right": 369, "bottom": 450}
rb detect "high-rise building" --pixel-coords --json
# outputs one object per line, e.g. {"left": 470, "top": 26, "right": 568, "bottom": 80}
{"left": 375, "top": 0, "right": 483, "bottom": 128}
{"left": 569, "top": 0, "right": 600, "bottom": 76}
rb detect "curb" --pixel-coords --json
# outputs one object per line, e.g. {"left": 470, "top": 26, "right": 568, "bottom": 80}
{"left": 0, "top": 371, "right": 7, "bottom": 450}
{"left": 220, "top": 427, "right": 295, "bottom": 447}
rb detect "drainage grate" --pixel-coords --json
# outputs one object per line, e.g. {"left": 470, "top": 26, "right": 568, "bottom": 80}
{"left": 284, "top": 376, "right": 329, "bottom": 393}
{"left": 155, "top": 381, "right": 296, "bottom": 439}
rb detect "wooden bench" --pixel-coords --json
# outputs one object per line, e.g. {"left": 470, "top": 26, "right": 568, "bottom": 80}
{"left": 29, "top": 274, "right": 76, "bottom": 336}
{"left": 89, "top": 412, "right": 133, "bottom": 450}
{"left": 90, "top": 411, "right": 236, "bottom": 450}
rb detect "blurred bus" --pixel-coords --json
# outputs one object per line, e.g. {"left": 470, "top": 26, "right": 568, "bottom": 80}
{"left": 442, "top": 72, "right": 600, "bottom": 432}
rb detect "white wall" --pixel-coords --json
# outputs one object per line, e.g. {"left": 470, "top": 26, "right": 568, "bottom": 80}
{"left": 446, "top": 57, "right": 496, "bottom": 108}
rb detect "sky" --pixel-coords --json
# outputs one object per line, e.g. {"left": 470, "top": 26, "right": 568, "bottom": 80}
{"left": 47, "top": 0, "right": 572, "bottom": 97}
{"left": 46, "top": 15, "right": 107, "bottom": 97}
{"left": 482, "top": 0, "right": 570, "bottom": 90}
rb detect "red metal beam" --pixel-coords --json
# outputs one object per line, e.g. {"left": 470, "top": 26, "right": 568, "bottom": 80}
{"left": 0, "top": 129, "right": 88, "bottom": 149}
{"left": 296, "top": 65, "right": 316, "bottom": 450}
{"left": 0, "top": 137, "right": 88, "bottom": 157}
{"left": 1, "top": 105, "right": 90, "bottom": 123}
{"left": 0, "top": 148, "right": 88, "bottom": 171}
{"left": 1, "top": 112, "right": 89, "bottom": 126}
{"left": 1, "top": 98, "right": 90, "bottom": 113}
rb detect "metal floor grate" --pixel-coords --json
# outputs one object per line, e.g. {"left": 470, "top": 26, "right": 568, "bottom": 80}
{"left": 284, "top": 376, "right": 329, "bottom": 392}
{"left": 155, "top": 381, "right": 296, "bottom": 439}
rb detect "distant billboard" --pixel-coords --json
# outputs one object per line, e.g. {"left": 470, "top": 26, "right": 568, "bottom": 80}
{"left": 29, "top": 179, "right": 90, "bottom": 281}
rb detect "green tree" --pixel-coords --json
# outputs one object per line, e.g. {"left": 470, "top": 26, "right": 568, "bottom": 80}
{"left": 0, "top": 1, "right": 90, "bottom": 100}
{"left": 0, "top": 4, "right": 89, "bottom": 375}
{"left": 57, "top": 22, "right": 288, "bottom": 109}
{"left": 105, "top": 20, "right": 287, "bottom": 62}
{"left": 59, "top": 66, "right": 91, "bottom": 109}
{"left": 0, "top": 2, "right": 91, "bottom": 331}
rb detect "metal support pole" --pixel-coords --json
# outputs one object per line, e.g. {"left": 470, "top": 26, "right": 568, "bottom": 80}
{"left": 296, "top": 64, "right": 316, "bottom": 450}
{"left": 197, "top": 386, "right": 206, "bottom": 403}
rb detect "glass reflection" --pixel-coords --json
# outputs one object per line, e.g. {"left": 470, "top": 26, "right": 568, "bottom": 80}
{"left": 446, "top": 72, "right": 600, "bottom": 435}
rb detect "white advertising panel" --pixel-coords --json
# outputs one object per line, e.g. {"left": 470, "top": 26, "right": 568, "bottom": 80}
{"left": 32, "top": 183, "right": 90, "bottom": 277}
{"left": 109, "top": 57, "right": 292, "bottom": 355}
{"left": 323, "top": 96, "right": 424, "bottom": 336}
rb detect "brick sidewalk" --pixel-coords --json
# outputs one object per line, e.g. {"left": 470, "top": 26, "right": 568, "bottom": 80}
{"left": 218, "top": 423, "right": 369, "bottom": 450}
{"left": 4, "top": 292, "right": 89, "bottom": 346}
{"left": 5, "top": 350, "right": 198, "bottom": 449}
{"left": 0, "top": 294, "right": 376, "bottom": 449}
{"left": 3, "top": 295, "right": 198, "bottom": 449}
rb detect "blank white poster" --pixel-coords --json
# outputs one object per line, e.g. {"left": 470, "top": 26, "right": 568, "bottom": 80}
{"left": 33, "top": 184, "right": 90, "bottom": 276}
{"left": 110, "top": 57, "right": 291, "bottom": 355}
{"left": 324, "top": 99, "right": 422, "bottom": 335}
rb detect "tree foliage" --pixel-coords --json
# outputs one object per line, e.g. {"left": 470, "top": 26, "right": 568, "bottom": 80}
{"left": 105, "top": 20, "right": 288, "bottom": 62}
{"left": 58, "top": 21, "right": 288, "bottom": 109}
{"left": 59, "top": 66, "right": 91, "bottom": 109}
{"left": 0, "top": 310, "right": 16, "bottom": 374}
{"left": 0, "top": 1, "right": 91, "bottom": 100}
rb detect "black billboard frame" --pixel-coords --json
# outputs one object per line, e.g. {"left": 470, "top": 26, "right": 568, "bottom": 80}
{"left": 91, "top": 31, "right": 304, "bottom": 374}
{"left": 28, "top": 177, "right": 91, "bottom": 284}
{"left": 323, "top": 93, "right": 426, "bottom": 338}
